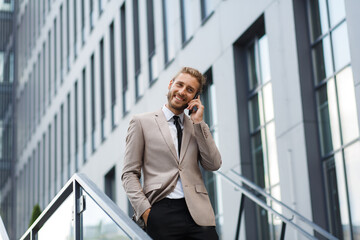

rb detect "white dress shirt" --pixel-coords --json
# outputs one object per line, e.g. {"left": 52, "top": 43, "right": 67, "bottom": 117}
{"left": 162, "top": 105, "right": 185, "bottom": 199}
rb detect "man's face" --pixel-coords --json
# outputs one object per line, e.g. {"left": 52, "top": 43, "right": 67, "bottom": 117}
{"left": 166, "top": 73, "right": 200, "bottom": 114}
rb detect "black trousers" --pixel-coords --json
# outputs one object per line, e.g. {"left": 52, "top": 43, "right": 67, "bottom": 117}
{"left": 146, "top": 198, "right": 218, "bottom": 240}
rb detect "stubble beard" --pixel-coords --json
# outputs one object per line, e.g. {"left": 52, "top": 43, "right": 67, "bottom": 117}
{"left": 167, "top": 91, "right": 187, "bottom": 112}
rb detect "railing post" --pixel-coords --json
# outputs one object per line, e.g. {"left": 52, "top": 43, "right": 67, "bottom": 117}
{"left": 280, "top": 221, "right": 286, "bottom": 240}
{"left": 235, "top": 194, "right": 245, "bottom": 240}
{"left": 73, "top": 181, "right": 82, "bottom": 240}
{"left": 30, "top": 229, "right": 36, "bottom": 240}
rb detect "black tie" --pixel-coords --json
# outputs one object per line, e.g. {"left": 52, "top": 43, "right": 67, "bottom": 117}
{"left": 173, "top": 116, "right": 182, "bottom": 157}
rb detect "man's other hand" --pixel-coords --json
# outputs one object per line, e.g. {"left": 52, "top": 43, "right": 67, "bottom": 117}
{"left": 142, "top": 208, "right": 151, "bottom": 226}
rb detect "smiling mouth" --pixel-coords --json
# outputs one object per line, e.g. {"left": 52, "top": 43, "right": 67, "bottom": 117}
{"left": 174, "top": 95, "right": 185, "bottom": 102}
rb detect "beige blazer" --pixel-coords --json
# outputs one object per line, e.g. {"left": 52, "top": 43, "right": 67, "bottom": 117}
{"left": 121, "top": 109, "right": 222, "bottom": 226}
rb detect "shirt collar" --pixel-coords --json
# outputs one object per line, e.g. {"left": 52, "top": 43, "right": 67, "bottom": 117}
{"left": 162, "top": 105, "right": 184, "bottom": 124}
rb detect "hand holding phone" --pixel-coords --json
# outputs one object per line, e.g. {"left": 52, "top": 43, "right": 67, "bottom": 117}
{"left": 187, "top": 93, "right": 204, "bottom": 124}
{"left": 188, "top": 92, "right": 199, "bottom": 115}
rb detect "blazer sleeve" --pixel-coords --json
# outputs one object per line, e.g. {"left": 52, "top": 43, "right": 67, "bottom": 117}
{"left": 121, "top": 116, "right": 151, "bottom": 221}
{"left": 193, "top": 121, "right": 222, "bottom": 171}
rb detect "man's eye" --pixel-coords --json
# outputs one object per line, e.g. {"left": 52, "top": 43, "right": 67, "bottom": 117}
{"left": 188, "top": 89, "right": 194, "bottom": 93}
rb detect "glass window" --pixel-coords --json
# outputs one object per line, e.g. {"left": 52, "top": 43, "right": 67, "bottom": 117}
{"left": 98, "top": 0, "right": 104, "bottom": 15}
{"left": 344, "top": 142, "right": 360, "bottom": 238}
{"left": 48, "top": 124, "right": 52, "bottom": 201}
{"left": 251, "top": 132, "right": 265, "bottom": 185}
{"left": 28, "top": 5, "right": 31, "bottom": 58}
{"left": 27, "top": 77, "right": 31, "bottom": 141}
{"left": 38, "top": 142, "right": 41, "bottom": 204}
{"left": 120, "top": 4, "right": 129, "bottom": 116}
{"left": 33, "top": 0, "right": 36, "bottom": 47}
{"left": 246, "top": 33, "right": 281, "bottom": 239}
{"left": 258, "top": 36, "right": 271, "bottom": 84}
{"left": 81, "top": 0, "right": 86, "bottom": 44}
{"left": 147, "top": 0, "right": 158, "bottom": 83}
{"left": 104, "top": 167, "right": 116, "bottom": 202}
{"left": 327, "top": 0, "right": 346, "bottom": 27}
{"left": 201, "top": 0, "right": 216, "bottom": 21}
{"left": 181, "top": 0, "right": 196, "bottom": 44}
{"left": 162, "top": 0, "right": 177, "bottom": 64}
{"left": 90, "top": 54, "right": 96, "bottom": 152}
{"left": 54, "top": 114, "right": 58, "bottom": 194}
{"left": 133, "top": 0, "right": 140, "bottom": 73}
{"left": 248, "top": 96, "right": 260, "bottom": 132}
{"left": 109, "top": 22, "right": 116, "bottom": 105}
{"left": 74, "top": 0, "right": 78, "bottom": 59}
{"left": 247, "top": 43, "right": 258, "bottom": 91}
{"left": 266, "top": 121, "right": 280, "bottom": 187}
{"left": 309, "top": 0, "right": 329, "bottom": 41}
{"left": 60, "top": 104, "right": 64, "bottom": 186}
{"left": 332, "top": 22, "right": 351, "bottom": 72}
{"left": 43, "top": 43, "right": 46, "bottom": 113}
{"left": 48, "top": 30, "right": 52, "bottom": 104}
{"left": 0, "top": 0, "right": 14, "bottom": 11}
{"left": 38, "top": 0, "right": 41, "bottom": 36}
{"left": 333, "top": 151, "right": 351, "bottom": 238}
{"left": 38, "top": 54, "right": 41, "bottom": 123}
{"left": 66, "top": 0, "right": 70, "bottom": 72}
{"left": 201, "top": 68, "right": 221, "bottom": 229}
{"left": 90, "top": 0, "right": 94, "bottom": 30}
{"left": 42, "top": 133, "right": 46, "bottom": 207}
{"left": 26, "top": 160, "right": 31, "bottom": 224}
{"left": 263, "top": 83, "right": 274, "bottom": 123}
{"left": 9, "top": 53, "right": 14, "bottom": 83}
{"left": 67, "top": 93, "right": 71, "bottom": 180}
{"left": 336, "top": 67, "right": 359, "bottom": 145}
{"left": 54, "top": 18, "right": 57, "bottom": 93}
{"left": 0, "top": 52, "right": 3, "bottom": 82}
{"left": 99, "top": 39, "right": 105, "bottom": 141}
{"left": 60, "top": 4, "right": 64, "bottom": 82}
{"left": 133, "top": 0, "right": 143, "bottom": 100}
{"left": 309, "top": 0, "right": 360, "bottom": 238}
{"left": 323, "top": 157, "right": 343, "bottom": 237}
{"left": 74, "top": 81, "right": 79, "bottom": 171}
{"left": 32, "top": 158, "right": 36, "bottom": 209}
{"left": 109, "top": 22, "right": 116, "bottom": 128}
{"left": 317, "top": 84, "right": 335, "bottom": 155}
{"left": 312, "top": 36, "right": 333, "bottom": 84}
{"left": 82, "top": 68, "right": 87, "bottom": 163}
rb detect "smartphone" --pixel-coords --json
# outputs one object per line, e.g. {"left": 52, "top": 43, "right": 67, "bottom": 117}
{"left": 188, "top": 92, "right": 199, "bottom": 115}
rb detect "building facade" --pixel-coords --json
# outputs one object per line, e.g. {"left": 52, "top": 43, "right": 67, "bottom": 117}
{"left": 0, "top": 0, "right": 360, "bottom": 239}
{"left": 0, "top": 0, "right": 15, "bottom": 239}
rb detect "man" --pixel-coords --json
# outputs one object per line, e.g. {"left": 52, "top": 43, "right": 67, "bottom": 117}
{"left": 122, "top": 67, "right": 222, "bottom": 239}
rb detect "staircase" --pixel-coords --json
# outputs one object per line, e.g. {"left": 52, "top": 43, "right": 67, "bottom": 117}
{"left": 19, "top": 173, "right": 150, "bottom": 240}
{"left": 216, "top": 167, "right": 338, "bottom": 240}
{"left": 8, "top": 169, "right": 338, "bottom": 240}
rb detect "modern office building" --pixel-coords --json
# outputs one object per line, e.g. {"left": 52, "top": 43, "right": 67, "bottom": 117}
{"left": 0, "top": 0, "right": 360, "bottom": 239}
{"left": 0, "top": 0, "right": 15, "bottom": 239}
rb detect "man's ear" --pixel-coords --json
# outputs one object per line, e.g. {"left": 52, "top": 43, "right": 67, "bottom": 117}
{"left": 168, "top": 79, "right": 174, "bottom": 90}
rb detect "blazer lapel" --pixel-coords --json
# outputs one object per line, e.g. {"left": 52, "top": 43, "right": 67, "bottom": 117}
{"left": 179, "top": 115, "right": 192, "bottom": 163}
{"left": 154, "top": 110, "right": 178, "bottom": 161}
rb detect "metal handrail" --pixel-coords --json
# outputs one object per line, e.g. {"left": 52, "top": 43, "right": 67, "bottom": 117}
{"left": 229, "top": 169, "right": 337, "bottom": 239}
{"left": 0, "top": 215, "right": 10, "bottom": 240}
{"left": 216, "top": 170, "right": 338, "bottom": 240}
{"left": 20, "top": 173, "right": 151, "bottom": 240}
